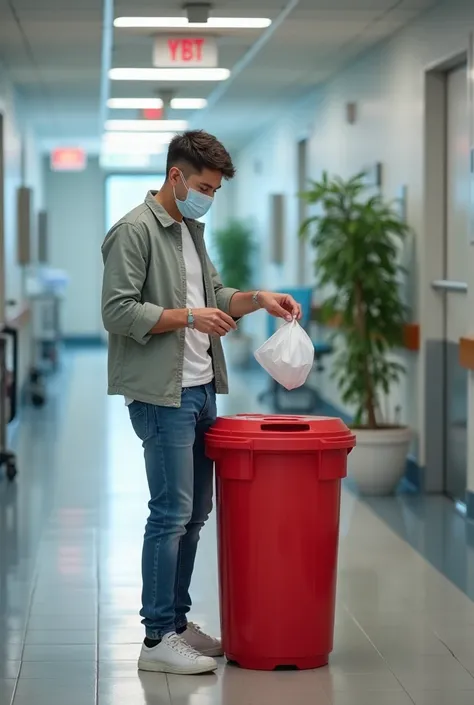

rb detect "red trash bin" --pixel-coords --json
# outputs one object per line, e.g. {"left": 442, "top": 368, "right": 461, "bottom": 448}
{"left": 205, "top": 414, "right": 356, "bottom": 671}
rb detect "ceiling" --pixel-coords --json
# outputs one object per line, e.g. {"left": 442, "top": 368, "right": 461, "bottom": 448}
{"left": 0, "top": 0, "right": 439, "bottom": 163}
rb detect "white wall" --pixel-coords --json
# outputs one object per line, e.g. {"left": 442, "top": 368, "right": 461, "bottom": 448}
{"left": 1, "top": 67, "right": 44, "bottom": 390}
{"left": 45, "top": 158, "right": 104, "bottom": 338}
{"left": 1, "top": 69, "right": 23, "bottom": 309}
{"left": 231, "top": 0, "right": 474, "bottom": 474}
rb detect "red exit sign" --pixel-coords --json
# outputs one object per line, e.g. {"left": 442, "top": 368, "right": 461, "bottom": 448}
{"left": 154, "top": 36, "right": 218, "bottom": 68}
{"left": 169, "top": 38, "right": 205, "bottom": 63}
{"left": 51, "top": 148, "right": 87, "bottom": 172}
{"left": 143, "top": 108, "right": 163, "bottom": 120}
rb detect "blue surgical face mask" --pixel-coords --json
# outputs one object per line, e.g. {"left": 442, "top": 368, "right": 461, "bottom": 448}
{"left": 174, "top": 171, "right": 214, "bottom": 220}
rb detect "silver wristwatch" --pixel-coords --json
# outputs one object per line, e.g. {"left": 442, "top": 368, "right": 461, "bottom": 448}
{"left": 252, "top": 290, "right": 261, "bottom": 308}
{"left": 187, "top": 308, "right": 195, "bottom": 329}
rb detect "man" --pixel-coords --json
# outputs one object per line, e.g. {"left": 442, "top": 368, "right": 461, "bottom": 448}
{"left": 101, "top": 130, "right": 301, "bottom": 676}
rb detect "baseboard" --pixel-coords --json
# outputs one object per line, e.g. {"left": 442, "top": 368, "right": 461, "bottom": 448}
{"left": 400, "top": 455, "right": 424, "bottom": 493}
{"left": 466, "top": 491, "right": 474, "bottom": 522}
{"left": 6, "top": 378, "right": 30, "bottom": 449}
{"left": 63, "top": 336, "right": 106, "bottom": 348}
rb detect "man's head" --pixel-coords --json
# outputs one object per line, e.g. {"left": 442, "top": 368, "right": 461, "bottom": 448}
{"left": 166, "top": 130, "right": 236, "bottom": 201}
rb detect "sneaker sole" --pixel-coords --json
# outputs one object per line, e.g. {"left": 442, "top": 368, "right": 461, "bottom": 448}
{"left": 199, "top": 647, "right": 224, "bottom": 657}
{"left": 138, "top": 658, "right": 218, "bottom": 675}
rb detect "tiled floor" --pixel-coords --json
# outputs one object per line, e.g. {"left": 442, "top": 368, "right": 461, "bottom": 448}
{"left": 1, "top": 349, "right": 474, "bottom": 704}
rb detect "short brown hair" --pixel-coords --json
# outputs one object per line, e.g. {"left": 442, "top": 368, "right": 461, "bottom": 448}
{"left": 166, "top": 130, "right": 236, "bottom": 180}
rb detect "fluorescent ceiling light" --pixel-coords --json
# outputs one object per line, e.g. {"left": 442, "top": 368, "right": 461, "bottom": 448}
{"left": 101, "top": 153, "right": 155, "bottom": 168}
{"left": 105, "top": 120, "right": 188, "bottom": 132}
{"left": 170, "top": 98, "right": 207, "bottom": 110}
{"left": 107, "top": 98, "right": 208, "bottom": 111}
{"left": 107, "top": 98, "right": 164, "bottom": 109}
{"left": 103, "top": 131, "right": 175, "bottom": 142}
{"left": 103, "top": 132, "right": 176, "bottom": 151}
{"left": 114, "top": 17, "right": 271, "bottom": 29}
{"left": 109, "top": 68, "right": 230, "bottom": 81}
{"left": 101, "top": 140, "right": 165, "bottom": 156}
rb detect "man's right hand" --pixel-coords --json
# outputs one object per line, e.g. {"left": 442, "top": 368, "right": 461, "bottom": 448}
{"left": 193, "top": 308, "right": 237, "bottom": 337}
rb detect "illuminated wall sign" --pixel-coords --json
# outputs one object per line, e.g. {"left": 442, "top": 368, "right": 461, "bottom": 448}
{"left": 154, "top": 36, "right": 218, "bottom": 68}
{"left": 50, "top": 148, "right": 87, "bottom": 172}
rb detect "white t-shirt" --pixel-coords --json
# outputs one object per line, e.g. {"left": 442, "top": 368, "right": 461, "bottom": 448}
{"left": 181, "top": 221, "right": 214, "bottom": 387}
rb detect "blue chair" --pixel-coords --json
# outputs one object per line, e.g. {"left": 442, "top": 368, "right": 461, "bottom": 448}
{"left": 257, "top": 287, "right": 333, "bottom": 413}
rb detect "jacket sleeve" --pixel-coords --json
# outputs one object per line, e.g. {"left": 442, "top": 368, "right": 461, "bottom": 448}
{"left": 206, "top": 254, "right": 239, "bottom": 314}
{"left": 101, "top": 223, "right": 163, "bottom": 345}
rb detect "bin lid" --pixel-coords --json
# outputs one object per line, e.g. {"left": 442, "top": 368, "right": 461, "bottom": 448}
{"left": 208, "top": 414, "right": 353, "bottom": 440}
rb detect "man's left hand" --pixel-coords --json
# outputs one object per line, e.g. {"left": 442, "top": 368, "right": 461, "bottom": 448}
{"left": 258, "top": 292, "right": 302, "bottom": 322}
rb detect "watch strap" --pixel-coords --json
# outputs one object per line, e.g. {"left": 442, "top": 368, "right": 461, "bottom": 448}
{"left": 187, "top": 308, "right": 195, "bottom": 329}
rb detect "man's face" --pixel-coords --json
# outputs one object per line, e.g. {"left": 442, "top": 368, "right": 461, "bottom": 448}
{"left": 170, "top": 166, "right": 223, "bottom": 201}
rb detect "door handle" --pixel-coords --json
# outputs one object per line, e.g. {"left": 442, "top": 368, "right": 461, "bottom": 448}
{"left": 431, "top": 279, "right": 468, "bottom": 292}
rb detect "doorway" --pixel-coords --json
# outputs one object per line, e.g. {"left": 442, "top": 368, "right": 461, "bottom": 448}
{"left": 297, "top": 139, "right": 308, "bottom": 285}
{"left": 105, "top": 174, "right": 165, "bottom": 231}
{"left": 425, "top": 61, "right": 470, "bottom": 501}
{"left": 443, "top": 65, "right": 469, "bottom": 502}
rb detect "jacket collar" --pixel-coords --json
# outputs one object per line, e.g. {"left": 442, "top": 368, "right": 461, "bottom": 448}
{"left": 145, "top": 191, "right": 175, "bottom": 228}
{"left": 145, "top": 191, "right": 204, "bottom": 234}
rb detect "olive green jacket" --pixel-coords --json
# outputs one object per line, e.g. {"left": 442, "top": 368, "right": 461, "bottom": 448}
{"left": 101, "top": 191, "right": 238, "bottom": 407}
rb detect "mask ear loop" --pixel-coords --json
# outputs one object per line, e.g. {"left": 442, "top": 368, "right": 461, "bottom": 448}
{"left": 173, "top": 169, "right": 189, "bottom": 204}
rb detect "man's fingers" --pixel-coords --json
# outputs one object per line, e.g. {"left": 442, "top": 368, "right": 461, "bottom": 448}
{"left": 218, "top": 320, "right": 232, "bottom": 333}
{"left": 214, "top": 325, "right": 228, "bottom": 337}
{"left": 217, "top": 311, "right": 237, "bottom": 329}
{"left": 271, "top": 303, "right": 292, "bottom": 321}
{"left": 283, "top": 296, "right": 301, "bottom": 318}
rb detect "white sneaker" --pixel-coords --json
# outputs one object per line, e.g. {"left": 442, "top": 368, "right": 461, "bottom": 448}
{"left": 138, "top": 632, "right": 218, "bottom": 675}
{"left": 181, "top": 623, "right": 224, "bottom": 657}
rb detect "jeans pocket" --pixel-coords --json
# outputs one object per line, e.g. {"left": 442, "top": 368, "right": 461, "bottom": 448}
{"left": 128, "top": 401, "right": 148, "bottom": 441}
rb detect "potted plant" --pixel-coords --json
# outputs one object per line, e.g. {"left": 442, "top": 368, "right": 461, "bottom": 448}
{"left": 300, "top": 172, "right": 412, "bottom": 495}
{"left": 213, "top": 220, "right": 254, "bottom": 367}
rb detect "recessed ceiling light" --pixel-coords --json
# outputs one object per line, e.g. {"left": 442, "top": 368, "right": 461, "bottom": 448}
{"left": 114, "top": 17, "right": 271, "bottom": 29}
{"left": 170, "top": 98, "right": 207, "bottom": 110}
{"left": 105, "top": 120, "right": 188, "bottom": 132}
{"left": 109, "top": 68, "right": 230, "bottom": 82}
{"left": 107, "top": 98, "right": 164, "bottom": 109}
{"left": 103, "top": 132, "right": 176, "bottom": 147}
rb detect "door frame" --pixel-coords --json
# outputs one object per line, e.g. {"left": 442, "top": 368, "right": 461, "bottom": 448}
{"left": 422, "top": 50, "right": 468, "bottom": 494}
{"left": 0, "top": 113, "right": 4, "bottom": 328}
{"left": 297, "top": 138, "right": 308, "bottom": 284}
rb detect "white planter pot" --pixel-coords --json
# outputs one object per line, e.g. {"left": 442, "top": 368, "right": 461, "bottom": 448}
{"left": 348, "top": 426, "right": 412, "bottom": 496}
{"left": 223, "top": 333, "right": 252, "bottom": 368}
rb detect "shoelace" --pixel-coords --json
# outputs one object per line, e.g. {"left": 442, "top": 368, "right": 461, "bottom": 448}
{"left": 167, "top": 633, "right": 202, "bottom": 660}
{"left": 188, "top": 623, "right": 219, "bottom": 644}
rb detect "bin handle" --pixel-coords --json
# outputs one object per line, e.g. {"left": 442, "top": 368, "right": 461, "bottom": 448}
{"left": 320, "top": 436, "right": 356, "bottom": 450}
{"left": 260, "top": 423, "right": 310, "bottom": 432}
{"left": 207, "top": 438, "right": 253, "bottom": 451}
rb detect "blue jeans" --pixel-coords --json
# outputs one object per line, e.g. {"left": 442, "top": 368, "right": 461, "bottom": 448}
{"left": 128, "top": 383, "right": 216, "bottom": 639}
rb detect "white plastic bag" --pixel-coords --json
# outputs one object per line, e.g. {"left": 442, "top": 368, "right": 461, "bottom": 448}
{"left": 254, "top": 319, "right": 315, "bottom": 390}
